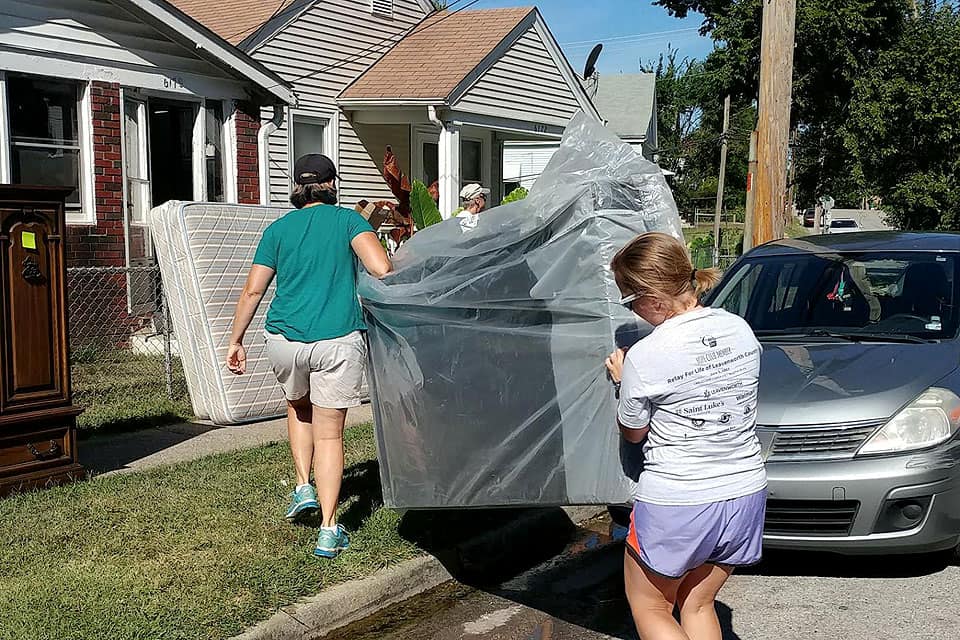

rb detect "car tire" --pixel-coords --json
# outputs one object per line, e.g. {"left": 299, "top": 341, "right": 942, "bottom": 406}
{"left": 608, "top": 505, "right": 631, "bottom": 528}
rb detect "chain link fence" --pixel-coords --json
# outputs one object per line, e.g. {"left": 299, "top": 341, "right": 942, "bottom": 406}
{"left": 67, "top": 266, "right": 191, "bottom": 432}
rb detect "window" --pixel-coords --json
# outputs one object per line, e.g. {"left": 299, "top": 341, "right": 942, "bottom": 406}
{"left": 290, "top": 115, "right": 329, "bottom": 183}
{"left": 422, "top": 141, "right": 439, "bottom": 186}
{"left": 371, "top": 0, "right": 393, "bottom": 17}
{"left": 123, "top": 98, "right": 150, "bottom": 224}
{"left": 8, "top": 76, "right": 83, "bottom": 211}
{"left": 205, "top": 101, "right": 226, "bottom": 202}
{"left": 709, "top": 252, "right": 960, "bottom": 340}
{"left": 461, "top": 139, "right": 482, "bottom": 187}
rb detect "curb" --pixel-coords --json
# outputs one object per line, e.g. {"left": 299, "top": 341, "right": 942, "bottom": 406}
{"left": 231, "top": 505, "right": 605, "bottom": 640}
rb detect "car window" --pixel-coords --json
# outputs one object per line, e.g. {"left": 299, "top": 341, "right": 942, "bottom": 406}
{"left": 710, "top": 252, "right": 959, "bottom": 339}
{"left": 831, "top": 220, "right": 858, "bottom": 228}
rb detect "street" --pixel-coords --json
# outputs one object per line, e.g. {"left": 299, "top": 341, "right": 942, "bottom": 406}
{"left": 323, "top": 515, "right": 960, "bottom": 640}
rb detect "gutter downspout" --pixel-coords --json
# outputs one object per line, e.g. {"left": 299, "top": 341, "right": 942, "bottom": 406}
{"left": 258, "top": 105, "right": 284, "bottom": 205}
{"left": 427, "top": 105, "right": 442, "bottom": 128}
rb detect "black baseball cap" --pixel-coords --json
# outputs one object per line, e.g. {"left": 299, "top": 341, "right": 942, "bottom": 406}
{"left": 294, "top": 154, "right": 338, "bottom": 185}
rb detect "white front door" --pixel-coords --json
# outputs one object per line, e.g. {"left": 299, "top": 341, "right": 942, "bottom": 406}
{"left": 412, "top": 127, "right": 439, "bottom": 187}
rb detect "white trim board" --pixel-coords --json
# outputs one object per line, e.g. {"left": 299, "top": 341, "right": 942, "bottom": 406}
{"left": 115, "top": 0, "right": 296, "bottom": 104}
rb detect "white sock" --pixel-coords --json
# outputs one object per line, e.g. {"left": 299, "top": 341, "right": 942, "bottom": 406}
{"left": 321, "top": 525, "right": 338, "bottom": 532}
{"left": 296, "top": 483, "right": 311, "bottom": 492}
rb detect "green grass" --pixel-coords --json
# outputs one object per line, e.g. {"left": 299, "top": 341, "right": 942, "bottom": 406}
{"left": 0, "top": 424, "right": 420, "bottom": 640}
{"left": 71, "top": 352, "right": 193, "bottom": 433}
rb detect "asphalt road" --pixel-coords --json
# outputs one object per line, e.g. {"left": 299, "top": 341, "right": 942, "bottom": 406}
{"left": 323, "top": 517, "right": 960, "bottom": 640}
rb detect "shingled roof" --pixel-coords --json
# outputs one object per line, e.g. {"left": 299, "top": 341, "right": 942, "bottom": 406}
{"left": 340, "top": 7, "right": 535, "bottom": 101}
{"left": 167, "top": 0, "right": 296, "bottom": 45}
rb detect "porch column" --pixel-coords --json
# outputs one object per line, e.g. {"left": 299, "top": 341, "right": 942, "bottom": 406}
{"left": 438, "top": 123, "right": 461, "bottom": 218}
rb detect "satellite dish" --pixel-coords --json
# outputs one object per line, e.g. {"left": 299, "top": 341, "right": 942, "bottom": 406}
{"left": 582, "top": 43, "right": 603, "bottom": 98}
{"left": 583, "top": 43, "right": 603, "bottom": 80}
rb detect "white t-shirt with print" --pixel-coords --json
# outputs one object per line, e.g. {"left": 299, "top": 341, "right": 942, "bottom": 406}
{"left": 618, "top": 306, "right": 766, "bottom": 505}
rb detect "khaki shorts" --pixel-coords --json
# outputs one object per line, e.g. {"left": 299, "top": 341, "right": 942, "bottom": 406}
{"left": 264, "top": 330, "right": 367, "bottom": 409}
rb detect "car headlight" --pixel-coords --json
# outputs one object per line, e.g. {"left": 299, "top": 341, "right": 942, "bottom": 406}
{"left": 858, "top": 388, "right": 960, "bottom": 456}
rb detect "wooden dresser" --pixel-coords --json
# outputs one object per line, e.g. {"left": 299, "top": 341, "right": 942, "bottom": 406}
{"left": 0, "top": 185, "right": 84, "bottom": 496}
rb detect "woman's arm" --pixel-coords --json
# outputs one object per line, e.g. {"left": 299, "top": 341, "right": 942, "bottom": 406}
{"left": 606, "top": 347, "right": 650, "bottom": 443}
{"left": 351, "top": 231, "right": 392, "bottom": 278}
{"left": 226, "top": 264, "right": 275, "bottom": 374}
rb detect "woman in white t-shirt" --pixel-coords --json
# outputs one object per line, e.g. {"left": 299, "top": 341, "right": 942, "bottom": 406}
{"left": 604, "top": 232, "right": 766, "bottom": 640}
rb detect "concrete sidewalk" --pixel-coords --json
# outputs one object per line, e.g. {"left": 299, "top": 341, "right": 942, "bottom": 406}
{"left": 78, "top": 404, "right": 374, "bottom": 476}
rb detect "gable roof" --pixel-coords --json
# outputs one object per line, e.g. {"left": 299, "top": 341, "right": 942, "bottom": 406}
{"left": 125, "top": 0, "right": 295, "bottom": 103}
{"left": 168, "top": 0, "right": 437, "bottom": 48}
{"left": 592, "top": 73, "right": 656, "bottom": 139}
{"left": 167, "top": 0, "right": 297, "bottom": 45}
{"left": 340, "top": 7, "right": 535, "bottom": 102}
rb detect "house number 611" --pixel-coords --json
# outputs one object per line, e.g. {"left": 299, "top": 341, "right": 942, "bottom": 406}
{"left": 163, "top": 76, "right": 185, "bottom": 89}
{"left": 533, "top": 124, "right": 547, "bottom": 134}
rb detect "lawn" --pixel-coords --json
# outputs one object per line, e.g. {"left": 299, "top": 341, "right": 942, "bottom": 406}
{"left": 71, "top": 352, "right": 193, "bottom": 432}
{"left": 0, "top": 424, "right": 416, "bottom": 640}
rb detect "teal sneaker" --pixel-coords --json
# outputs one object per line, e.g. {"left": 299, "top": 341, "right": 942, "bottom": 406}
{"left": 314, "top": 524, "right": 350, "bottom": 559}
{"left": 284, "top": 484, "right": 319, "bottom": 521}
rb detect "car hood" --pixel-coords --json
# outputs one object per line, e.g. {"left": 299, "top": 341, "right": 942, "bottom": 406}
{"left": 757, "top": 340, "right": 959, "bottom": 426}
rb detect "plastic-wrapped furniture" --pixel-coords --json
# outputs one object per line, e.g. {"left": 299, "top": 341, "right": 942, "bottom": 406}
{"left": 359, "top": 114, "right": 684, "bottom": 508}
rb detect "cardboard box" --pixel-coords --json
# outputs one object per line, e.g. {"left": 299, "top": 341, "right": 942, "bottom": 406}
{"left": 355, "top": 200, "right": 389, "bottom": 230}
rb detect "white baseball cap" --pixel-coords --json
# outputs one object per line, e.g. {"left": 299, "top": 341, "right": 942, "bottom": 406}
{"left": 459, "top": 183, "right": 490, "bottom": 201}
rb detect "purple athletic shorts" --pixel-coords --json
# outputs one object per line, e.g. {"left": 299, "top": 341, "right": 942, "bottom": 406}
{"left": 625, "top": 489, "right": 767, "bottom": 579}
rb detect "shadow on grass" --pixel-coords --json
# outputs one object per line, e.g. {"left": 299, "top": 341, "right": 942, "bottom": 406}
{"left": 78, "top": 421, "right": 220, "bottom": 475}
{"left": 299, "top": 459, "right": 384, "bottom": 531}
{"left": 398, "top": 506, "right": 577, "bottom": 586}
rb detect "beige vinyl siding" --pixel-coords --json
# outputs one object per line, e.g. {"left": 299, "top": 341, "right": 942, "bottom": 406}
{"left": 251, "top": 0, "right": 427, "bottom": 207}
{"left": 0, "top": 0, "right": 226, "bottom": 78}
{"left": 453, "top": 26, "right": 581, "bottom": 127}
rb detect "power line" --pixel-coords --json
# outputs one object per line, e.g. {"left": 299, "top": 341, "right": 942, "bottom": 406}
{"left": 266, "top": 0, "right": 481, "bottom": 91}
{"left": 561, "top": 27, "right": 700, "bottom": 48}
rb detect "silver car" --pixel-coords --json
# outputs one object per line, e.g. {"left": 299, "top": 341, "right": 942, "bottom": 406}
{"left": 705, "top": 232, "right": 960, "bottom": 556}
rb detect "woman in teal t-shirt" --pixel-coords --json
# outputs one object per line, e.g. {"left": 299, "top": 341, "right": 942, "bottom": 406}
{"left": 226, "top": 154, "right": 391, "bottom": 560}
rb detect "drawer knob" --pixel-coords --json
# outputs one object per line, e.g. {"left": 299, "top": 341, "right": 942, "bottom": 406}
{"left": 27, "top": 440, "right": 61, "bottom": 460}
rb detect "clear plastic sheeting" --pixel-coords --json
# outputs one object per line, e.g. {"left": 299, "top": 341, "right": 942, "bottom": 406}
{"left": 359, "top": 113, "right": 684, "bottom": 508}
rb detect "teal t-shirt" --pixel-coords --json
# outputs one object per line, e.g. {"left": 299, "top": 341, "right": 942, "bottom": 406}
{"left": 252, "top": 204, "right": 374, "bottom": 343}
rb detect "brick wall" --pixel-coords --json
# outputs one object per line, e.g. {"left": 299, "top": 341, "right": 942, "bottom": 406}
{"left": 67, "top": 81, "right": 124, "bottom": 268}
{"left": 235, "top": 102, "right": 261, "bottom": 204}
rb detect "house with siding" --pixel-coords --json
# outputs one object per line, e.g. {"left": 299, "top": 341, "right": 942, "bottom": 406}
{"left": 0, "top": 0, "right": 294, "bottom": 270}
{"left": 503, "top": 72, "right": 659, "bottom": 191}
{"left": 0, "top": 0, "right": 295, "bottom": 344}
{"left": 170, "top": 1, "right": 599, "bottom": 217}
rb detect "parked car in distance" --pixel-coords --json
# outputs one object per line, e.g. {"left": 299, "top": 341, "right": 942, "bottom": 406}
{"left": 803, "top": 208, "right": 816, "bottom": 227}
{"left": 828, "top": 218, "right": 862, "bottom": 234}
{"left": 705, "top": 232, "right": 960, "bottom": 557}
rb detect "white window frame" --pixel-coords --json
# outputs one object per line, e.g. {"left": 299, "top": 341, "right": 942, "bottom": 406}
{"left": 223, "top": 103, "right": 239, "bottom": 203}
{"left": 411, "top": 125, "right": 440, "bottom": 185}
{"left": 0, "top": 73, "right": 96, "bottom": 224}
{"left": 459, "top": 135, "right": 488, "bottom": 189}
{"left": 371, "top": 0, "right": 394, "bottom": 18}
{"left": 0, "top": 72, "right": 10, "bottom": 184}
{"left": 287, "top": 109, "right": 337, "bottom": 187}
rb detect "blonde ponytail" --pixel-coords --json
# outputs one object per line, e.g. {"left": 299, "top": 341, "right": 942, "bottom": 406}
{"left": 691, "top": 267, "right": 722, "bottom": 298}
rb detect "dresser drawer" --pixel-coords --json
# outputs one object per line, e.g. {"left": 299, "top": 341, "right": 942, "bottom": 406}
{"left": 0, "top": 426, "right": 73, "bottom": 477}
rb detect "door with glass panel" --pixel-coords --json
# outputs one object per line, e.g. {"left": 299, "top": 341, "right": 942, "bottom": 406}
{"left": 122, "top": 96, "right": 155, "bottom": 314}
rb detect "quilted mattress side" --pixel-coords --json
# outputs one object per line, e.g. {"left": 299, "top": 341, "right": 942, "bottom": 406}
{"left": 179, "top": 203, "right": 288, "bottom": 424}
{"left": 149, "top": 201, "right": 211, "bottom": 420}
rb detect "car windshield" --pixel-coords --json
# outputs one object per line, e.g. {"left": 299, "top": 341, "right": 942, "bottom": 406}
{"left": 831, "top": 220, "right": 857, "bottom": 228}
{"left": 709, "top": 251, "right": 959, "bottom": 340}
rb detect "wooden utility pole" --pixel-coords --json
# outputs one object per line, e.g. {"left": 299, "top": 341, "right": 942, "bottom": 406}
{"left": 752, "top": 0, "right": 797, "bottom": 247}
{"left": 713, "top": 95, "right": 732, "bottom": 267}
{"left": 742, "top": 130, "right": 758, "bottom": 253}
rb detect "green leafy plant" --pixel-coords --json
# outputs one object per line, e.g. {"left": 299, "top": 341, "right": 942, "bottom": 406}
{"left": 501, "top": 187, "right": 529, "bottom": 205}
{"left": 410, "top": 180, "right": 443, "bottom": 230}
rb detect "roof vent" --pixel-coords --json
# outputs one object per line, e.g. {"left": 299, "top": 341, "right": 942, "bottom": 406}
{"left": 371, "top": 0, "right": 393, "bottom": 18}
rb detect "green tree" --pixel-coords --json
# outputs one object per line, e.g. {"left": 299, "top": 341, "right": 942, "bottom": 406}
{"left": 846, "top": 4, "right": 960, "bottom": 229}
{"left": 654, "top": 0, "right": 908, "bottom": 208}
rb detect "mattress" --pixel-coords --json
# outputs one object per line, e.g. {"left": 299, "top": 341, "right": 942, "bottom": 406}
{"left": 359, "top": 113, "right": 683, "bottom": 508}
{"left": 149, "top": 201, "right": 290, "bottom": 425}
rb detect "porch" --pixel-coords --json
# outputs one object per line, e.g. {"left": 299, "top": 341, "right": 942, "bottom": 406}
{"left": 342, "top": 105, "right": 564, "bottom": 217}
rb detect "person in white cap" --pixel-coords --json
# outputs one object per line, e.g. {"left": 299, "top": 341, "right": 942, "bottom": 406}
{"left": 456, "top": 183, "right": 490, "bottom": 229}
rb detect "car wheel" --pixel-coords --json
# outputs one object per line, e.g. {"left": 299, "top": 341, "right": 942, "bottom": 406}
{"left": 608, "top": 505, "right": 631, "bottom": 528}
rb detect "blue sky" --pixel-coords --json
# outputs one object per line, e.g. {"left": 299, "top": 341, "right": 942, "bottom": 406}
{"left": 471, "top": 0, "right": 715, "bottom": 74}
